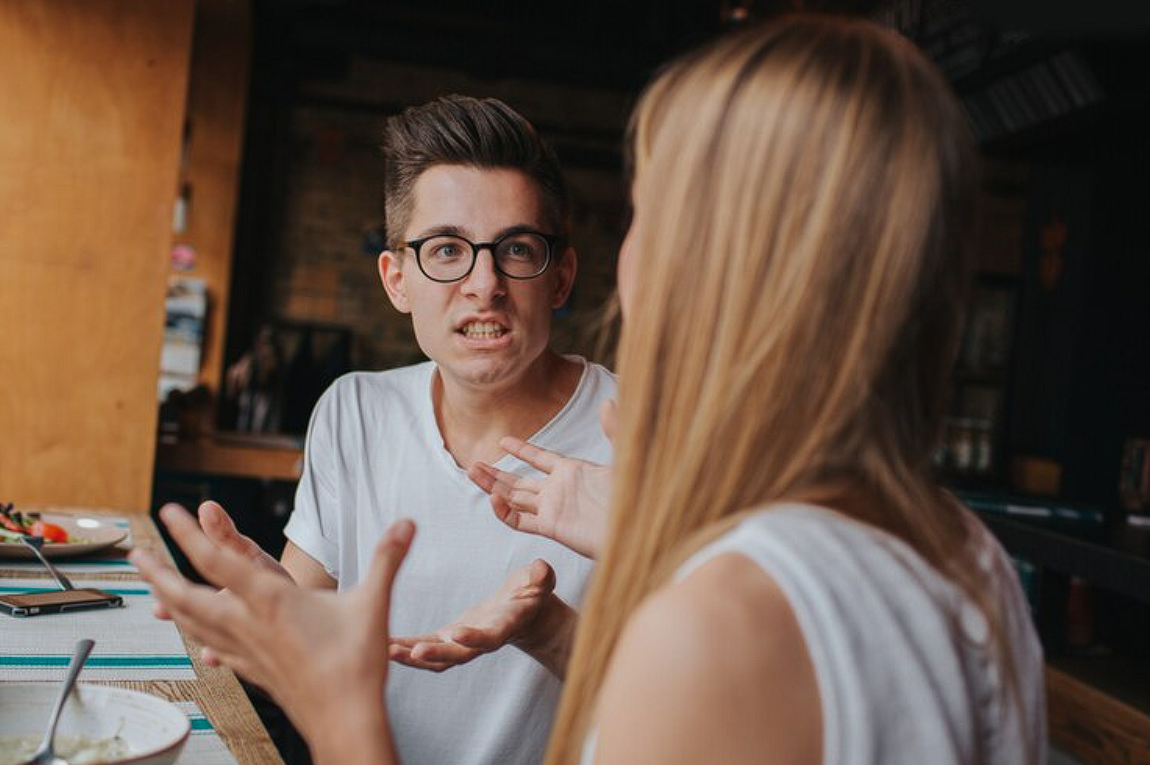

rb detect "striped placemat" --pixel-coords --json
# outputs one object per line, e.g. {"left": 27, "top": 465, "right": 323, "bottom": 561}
{"left": 174, "top": 701, "right": 241, "bottom": 765}
{"left": 0, "top": 578, "right": 193, "bottom": 681}
{"left": 0, "top": 552, "right": 138, "bottom": 574}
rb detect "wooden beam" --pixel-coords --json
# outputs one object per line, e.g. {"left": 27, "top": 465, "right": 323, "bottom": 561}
{"left": 175, "top": 0, "right": 252, "bottom": 398}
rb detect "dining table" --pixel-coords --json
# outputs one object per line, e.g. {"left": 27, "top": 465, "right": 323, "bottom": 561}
{"left": 0, "top": 508, "right": 285, "bottom": 765}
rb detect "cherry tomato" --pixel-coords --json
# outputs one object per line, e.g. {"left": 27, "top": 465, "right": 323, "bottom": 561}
{"left": 30, "top": 520, "right": 69, "bottom": 544}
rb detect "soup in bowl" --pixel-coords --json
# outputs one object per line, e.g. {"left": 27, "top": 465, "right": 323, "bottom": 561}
{"left": 0, "top": 684, "right": 189, "bottom": 765}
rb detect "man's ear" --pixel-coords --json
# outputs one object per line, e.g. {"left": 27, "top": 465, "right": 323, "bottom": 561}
{"left": 551, "top": 246, "right": 577, "bottom": 309}
{"left": 379, "top": 250, "right": 411, "bottom": 314}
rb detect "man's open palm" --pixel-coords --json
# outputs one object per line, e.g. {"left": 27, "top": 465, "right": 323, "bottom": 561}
{"left": 388, "top": 559, "right": 556, "bottom": 672}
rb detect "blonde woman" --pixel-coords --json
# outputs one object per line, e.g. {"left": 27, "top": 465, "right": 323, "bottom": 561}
{"left": 135, "top": 14, "right": 1046, "bottom": 765}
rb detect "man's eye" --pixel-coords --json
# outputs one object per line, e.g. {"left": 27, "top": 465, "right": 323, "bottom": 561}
{"left": 505, "top": 243, "right": 534, "bottom": 259}
{"left": 432, "top": 244, "right": 461, "bottom": 258}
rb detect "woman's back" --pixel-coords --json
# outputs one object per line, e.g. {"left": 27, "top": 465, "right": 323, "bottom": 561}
{"left": 585, "top": 503, "right": 1046, "bottom": 765}
{"left": 691, "top": 504, "right": 1046, "bottom": 764}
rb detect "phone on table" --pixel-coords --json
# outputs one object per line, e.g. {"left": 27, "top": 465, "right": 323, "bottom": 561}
{"left": 0, "top": 588, "right": 123, "bottom": 617}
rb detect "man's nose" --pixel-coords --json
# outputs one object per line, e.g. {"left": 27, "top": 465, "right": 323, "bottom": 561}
{"left": 461, "top": 246, "right": 506, "bottom": 300}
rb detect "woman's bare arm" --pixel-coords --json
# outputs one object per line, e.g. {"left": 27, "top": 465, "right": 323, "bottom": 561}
{"left": 592, "top": 552, "right": 822, "bottom": 765}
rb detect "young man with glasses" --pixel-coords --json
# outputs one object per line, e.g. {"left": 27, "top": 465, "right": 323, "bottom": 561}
{"left": 276, "top": 95, "right": 616, "bottom": 765}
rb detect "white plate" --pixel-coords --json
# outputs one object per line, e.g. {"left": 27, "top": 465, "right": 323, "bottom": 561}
{"left": 0, "top": 683, "right": 189, "bottom": 765}
{"left": 0, "top": 514, "right": 128, "bottom": 560}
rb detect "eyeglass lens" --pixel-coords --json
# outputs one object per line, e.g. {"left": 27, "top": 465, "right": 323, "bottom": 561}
{"left": 418, "top": 233, "right": 549, "bottom": 281}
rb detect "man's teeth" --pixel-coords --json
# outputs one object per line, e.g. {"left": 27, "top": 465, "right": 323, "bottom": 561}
{"left": 462, "top": 322, "right": 507, "bottom": 339}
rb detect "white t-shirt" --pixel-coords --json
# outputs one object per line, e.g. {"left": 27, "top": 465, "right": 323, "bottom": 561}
{"left": 583, "top": 503, "right": 1046, "bottom": 765}
{"left": 285, "top": 357, "right": 616, "bottom": 765}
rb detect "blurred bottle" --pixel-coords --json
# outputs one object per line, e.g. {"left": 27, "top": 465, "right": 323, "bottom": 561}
{"left": 1064, "top": 576, "right": 1093, "bottom": 650}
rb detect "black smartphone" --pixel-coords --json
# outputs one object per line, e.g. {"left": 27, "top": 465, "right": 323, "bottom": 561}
{"left": 0, "top": 588, "right": 124, "bottom": 617}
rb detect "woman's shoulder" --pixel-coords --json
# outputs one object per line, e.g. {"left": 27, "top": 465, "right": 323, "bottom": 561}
{"left": 593, "top": 551, "right": 821, "bottom": 765}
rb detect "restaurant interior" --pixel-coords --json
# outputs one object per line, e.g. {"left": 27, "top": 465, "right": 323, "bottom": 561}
{"left": 2, "top": 1, "right": 1148, "bottom": 764}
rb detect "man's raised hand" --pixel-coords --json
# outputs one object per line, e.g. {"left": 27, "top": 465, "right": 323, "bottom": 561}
{"left": 467, "top": 399, "right": 617, "bottom": 559}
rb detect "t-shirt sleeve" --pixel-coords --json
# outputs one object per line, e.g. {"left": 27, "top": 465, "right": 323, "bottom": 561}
{"left": 283, "top": 382, "right": 343, "bottom": 580}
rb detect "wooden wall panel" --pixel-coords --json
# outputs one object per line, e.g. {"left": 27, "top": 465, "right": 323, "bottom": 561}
{"left": 0, "top": 1, "right": 195, "bottom": 512}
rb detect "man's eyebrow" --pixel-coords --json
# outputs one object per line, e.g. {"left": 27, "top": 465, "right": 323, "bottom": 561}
{"left": 411, "top": 224, "right": 470, "bottom": 240}
{"left": 493, "top": 223, "right": 548, "bottom": 239}
{"left": 410, "top": 223, "right": 548, "bottom": 241}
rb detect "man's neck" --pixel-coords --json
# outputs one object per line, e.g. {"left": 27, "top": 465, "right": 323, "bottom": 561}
{"left": 433, "top": 351, "right": 582, "bottom": 469}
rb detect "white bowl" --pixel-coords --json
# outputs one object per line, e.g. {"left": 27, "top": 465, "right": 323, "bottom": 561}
{"left": 0, "top": 683, "right": 189, "bottom": 764}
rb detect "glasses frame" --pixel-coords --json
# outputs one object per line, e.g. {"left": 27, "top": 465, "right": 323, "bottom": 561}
{"left": 404, "top": 230, "right": 563, "bottom": 283}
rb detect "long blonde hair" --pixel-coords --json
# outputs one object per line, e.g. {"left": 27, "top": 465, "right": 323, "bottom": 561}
{"left": 546, "top": 15, "right": 1005, "bottom": 764}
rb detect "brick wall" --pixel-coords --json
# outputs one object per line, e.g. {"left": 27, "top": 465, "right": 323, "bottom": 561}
{"left": 269, "top": 58, "right": 631, "bottom": 372}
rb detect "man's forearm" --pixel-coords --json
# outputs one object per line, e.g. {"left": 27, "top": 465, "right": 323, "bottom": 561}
{"left": 514, "top": 594, "right": 578, "bottom": 679}
{"left": 281, "top": 540, "right": 339, "bottom": 589}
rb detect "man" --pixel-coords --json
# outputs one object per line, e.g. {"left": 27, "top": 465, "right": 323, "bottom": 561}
{"left": 188, "top": 95, "right": 615, "bottom": 765}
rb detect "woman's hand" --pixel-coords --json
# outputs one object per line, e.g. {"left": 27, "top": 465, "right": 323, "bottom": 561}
{"left": 152, "top": 500, "right": 289, "bottom": 619}
{"left": 389, "top": 559, "right": 577, "bottom": 678}
{"left": 467, "top": 401, "right": 616, "bottom": 559}
{"left": 132, "top": 504, "right": 411, "bottom": 765}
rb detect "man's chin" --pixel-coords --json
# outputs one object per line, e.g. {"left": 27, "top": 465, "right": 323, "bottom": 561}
{"left": 454, "top": 361, "right": 522, "bottom": 389}
{"left": 438, "top": 350, "right": 542, "bottom": 391}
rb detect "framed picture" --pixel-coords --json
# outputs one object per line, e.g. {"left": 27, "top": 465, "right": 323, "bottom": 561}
{"left": 958, "top": 280, "right": 1017, "bottom": 373}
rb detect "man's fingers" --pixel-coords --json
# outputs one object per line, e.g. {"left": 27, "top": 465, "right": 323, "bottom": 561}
{"left": 411, "top": 640, "right": 479, "bottom": 665}
{"left": 200, "top": 646, "right": 223, "bottom": 668}
{"left": 476, "top": 467, "right": 541, "bottom": 515}
{"left": 506, "top": 487, "right": 540, "bottom": 514}
{"left": 467, "top": 463, "right": 498, "bottom": 493}
{"left": 449, "top": 626, "right": 504, "bottom": 651}
{"left": 507, "top": 558, "right": 554, "bottom": 592}
{"left": 525, "top": 558, "right": 555, "bottom": 592}
{"left": 490, "top": 496, "right": 544, "bottom": 537}
{"left": 389, "top": 634, "right": 437, "bottom": 649}
{"left": 389, "top": 647, "right": 453, "bottom": 673}
{"left": 599, "top": 399, "right": 618, "bottom": 444}
{"left": 466, "top": 462, "right": 503, "bottom": 492}
{"left": 475, "top": 463, "right": 542, "bottom": 500}
{"left": 498, "top": 437, "right": 561, "bottom": 473}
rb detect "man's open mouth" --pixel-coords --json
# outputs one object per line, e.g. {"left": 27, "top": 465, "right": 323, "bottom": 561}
{"left": 460, "top": 321, "right": 508, "bottom": 339}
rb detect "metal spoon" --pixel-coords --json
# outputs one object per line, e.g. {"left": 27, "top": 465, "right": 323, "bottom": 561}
{"left": 19, "top": 536, "right": 75, "bottom": 591}
{"left": 23, "top": 638, "right": 95, "bottom": 765}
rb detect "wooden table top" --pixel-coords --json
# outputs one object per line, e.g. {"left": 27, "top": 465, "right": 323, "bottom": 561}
{"left": 0, "top": 510, "right": 285, "bottom": 765}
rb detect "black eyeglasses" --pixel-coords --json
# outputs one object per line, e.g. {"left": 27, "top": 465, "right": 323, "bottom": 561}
{"left": 405, "top": 230, "right": 561, "bottom": 283}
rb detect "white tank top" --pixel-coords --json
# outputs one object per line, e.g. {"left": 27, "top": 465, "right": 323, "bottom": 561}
{"left": 582, "top": 503, "right": 1046, "bottom": 765}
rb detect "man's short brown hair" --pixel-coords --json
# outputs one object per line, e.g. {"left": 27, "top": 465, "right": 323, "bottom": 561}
{"left": 382, "top": 95, "right": 570, "bottom": 250}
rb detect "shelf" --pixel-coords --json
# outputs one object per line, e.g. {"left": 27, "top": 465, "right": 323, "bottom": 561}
{"left": 155, "top": 434, "right": 303, "bottom": 482}
{"left": 975, "top": 509, "right": 1150, "bottom": 605}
